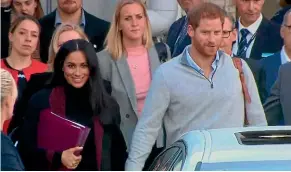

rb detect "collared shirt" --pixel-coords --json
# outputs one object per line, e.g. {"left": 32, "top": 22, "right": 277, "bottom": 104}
{"left": 54, "top": 9, "right": 86, "bottom": 29}
{"left": 281, "top": 46, "right": 291, "bottom": 65}
{"left": 185, "top": 45, "right": 220, "bottom": 81}
{"left": 232, "top": 13, "right": 263, "bottom": 59}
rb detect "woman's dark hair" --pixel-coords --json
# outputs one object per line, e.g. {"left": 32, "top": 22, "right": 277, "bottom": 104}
{"left": 50, "top": 39, "right": 111, "bottom": 114}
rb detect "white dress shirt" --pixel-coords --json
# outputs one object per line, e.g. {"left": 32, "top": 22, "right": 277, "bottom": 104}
{"left": 281, "top": 46, "right": 291, "bottom": 64}
{"left": 232, "top": 14, "right": 263, "bottom": 58}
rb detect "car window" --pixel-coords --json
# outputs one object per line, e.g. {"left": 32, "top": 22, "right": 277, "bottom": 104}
{"left": 149, "top": 141, "right": 186, "bottom": 171}
{"left": 149, "top": 147, "right": 180, "bottom": 171}
{"left": 172, "top": 152, "right": 183, "bottom": 171}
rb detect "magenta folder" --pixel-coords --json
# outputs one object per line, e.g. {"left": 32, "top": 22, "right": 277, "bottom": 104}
{"left": 37, "top": 109, "right": 91, "bottom": 152}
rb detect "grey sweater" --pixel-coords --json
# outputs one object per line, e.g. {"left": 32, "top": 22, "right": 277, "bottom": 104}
{"left": 125, "top": 49, "right": 267, "bottom": 170}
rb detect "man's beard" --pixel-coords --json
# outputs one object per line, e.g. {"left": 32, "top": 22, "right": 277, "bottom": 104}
{"left": 60, "top": 6, "right": 79, "bottom": 14}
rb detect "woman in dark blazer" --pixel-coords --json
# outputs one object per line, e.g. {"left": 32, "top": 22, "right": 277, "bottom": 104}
{"left": 18, "top": 39, "right": 126, "bottom": 170}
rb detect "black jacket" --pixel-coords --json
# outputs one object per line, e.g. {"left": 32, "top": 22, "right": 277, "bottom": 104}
{"left": 8, "top": 72, "right": 112, "bottom": 137}
{"left": 39, "top": 9, "right": 110, "bottom": 63}
{"left": 17, "top": 87, "right": 126, "bottom": 170}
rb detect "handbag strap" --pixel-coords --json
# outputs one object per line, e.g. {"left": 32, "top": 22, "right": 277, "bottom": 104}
{"left": 232, "top": 57, "right": 251, "bottom": 125}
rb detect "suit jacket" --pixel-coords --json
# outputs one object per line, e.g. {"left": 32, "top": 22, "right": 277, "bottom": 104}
{"left": 264, "top": 62, "right": 291, "bottom": 125}
{"left": 236, "top": 17, "right": 283, "bottom": 60}
{"left": 166, "top": 16, "right": 191, "bottom": 57}
{"left": 97, "top": 46, "right": 170, "bottom": 148}
{"left": 261, "top": 51, "right": 282, "bottom": 96}
{"left": 243, "top": 58, "right": 267, "bottom": 103}
{"left": 39, "top": 9, "right": 110, "bottom": 63}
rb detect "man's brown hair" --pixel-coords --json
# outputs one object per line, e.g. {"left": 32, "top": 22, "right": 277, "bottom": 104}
{"left": 188, "top": 2, "right": 225, "bottom": 29}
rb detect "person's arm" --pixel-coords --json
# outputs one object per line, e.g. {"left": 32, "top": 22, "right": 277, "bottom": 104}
{"left": 125, "top": 66, "right": 170, "bottom": 170}
{"left": 241, "top": 60, "right": 268, "bottom": 126}
{"left": 263, "top": 67, "right": 283, "bottom": 126}
{"left": 97, "top": 50, "right": 112, "bottom": 82}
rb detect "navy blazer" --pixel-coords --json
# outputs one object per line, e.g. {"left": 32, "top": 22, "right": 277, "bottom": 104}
{"left": 167, "top": 16, "right": 191, "bottom": 57}
{"left": 39, "top": 9, "right": 110, "bottom": 63}
{"left": 261, "top": 51, "right": 282, "bottom": 96}
{"left": 236, "top": 17, "right": 283, "bottom": 60}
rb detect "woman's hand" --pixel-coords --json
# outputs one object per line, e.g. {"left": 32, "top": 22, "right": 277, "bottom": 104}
{"left": 61, "top": 147, "right": 83, "bottom": 169}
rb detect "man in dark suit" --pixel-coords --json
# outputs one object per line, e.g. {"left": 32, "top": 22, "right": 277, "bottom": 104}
{"left": 264, "top": 62, "right": 291, "bottom": 125}
{"left": 233, "top": 0, "right": 283, "bottom": 60}
{"left": 166, "top": 0, "right": 204, "bottom": 57}
{"left": 39, "top": 0, "right": 110, "bottom": 63}
{"left": 220, "top": 13, "right": 267, "bottom": 103}
{"left": 261, "top": 9, "right": 291, "bottom": 96}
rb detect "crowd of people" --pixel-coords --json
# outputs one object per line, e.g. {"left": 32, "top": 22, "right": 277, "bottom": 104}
{"left": 1, "top": 0, "right": 291, "bottom": 171}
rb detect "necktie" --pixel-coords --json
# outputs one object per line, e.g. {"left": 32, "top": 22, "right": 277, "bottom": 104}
{"left": 17, "top": 71, "right": 27, "bottom": 101}
{"left": 173, "top": 17, "right": 188, "bottom": 56}
{"left": 237, "top": 28, "right": 250, "bottom": 58}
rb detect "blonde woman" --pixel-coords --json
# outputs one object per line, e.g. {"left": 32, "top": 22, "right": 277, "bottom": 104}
{"left": 47, "top": 23, "right": 89, "bottom": 71}
{"left": 97, "top": 0, "right": 171, "bottom": 149}
{"left": 8, "top": 23, "right": 91, "bottom": 135}
{"left": 1, "top": 69, "right": 24, "bottom": 171}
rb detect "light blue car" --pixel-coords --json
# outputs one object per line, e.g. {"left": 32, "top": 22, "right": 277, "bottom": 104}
{"left": 149, "top": 126, "right": 291, "bottom": 171}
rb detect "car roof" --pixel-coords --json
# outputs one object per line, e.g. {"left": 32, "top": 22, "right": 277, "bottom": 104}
{"left": 180, "top": 126, "right": 291, "bottom": 164}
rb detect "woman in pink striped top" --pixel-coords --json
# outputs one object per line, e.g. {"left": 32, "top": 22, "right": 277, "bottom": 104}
{"left": 97, "top": 0, "right": 171, "bottom": 152}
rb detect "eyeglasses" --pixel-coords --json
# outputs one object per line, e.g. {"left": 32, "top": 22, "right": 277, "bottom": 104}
{"left": 283, "top": 24, "right": 291, "bottom": 33}
{"left": 222, "top": 29, "right": 234, "bottom": 38}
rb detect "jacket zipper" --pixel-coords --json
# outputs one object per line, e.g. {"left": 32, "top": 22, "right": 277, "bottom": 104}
{"left": 191, "top": 64, "right": 218, "bottom": 89}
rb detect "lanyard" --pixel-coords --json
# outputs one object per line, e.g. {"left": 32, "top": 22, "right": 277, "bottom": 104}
{"left": 236, "top": 30, "right": 257, "bottom": 57}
